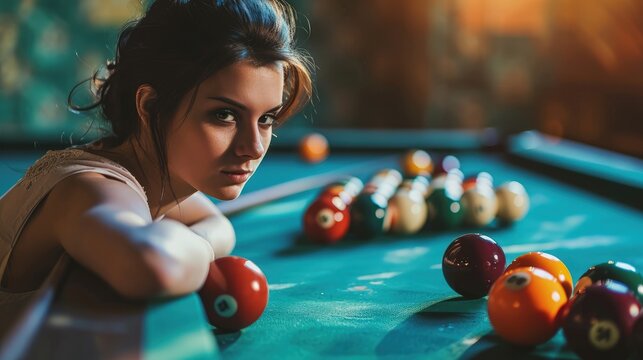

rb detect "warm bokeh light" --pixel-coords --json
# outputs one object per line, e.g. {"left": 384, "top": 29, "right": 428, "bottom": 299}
{"left": 0, "top": 0, "right": 640, "bottom": 155}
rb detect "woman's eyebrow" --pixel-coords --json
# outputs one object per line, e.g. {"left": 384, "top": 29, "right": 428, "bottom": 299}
{"left": 208, "top": 96, "right": 283, "bottom": 113}
{"left": 208, "top": 96, "right": 247, "bottom": 110}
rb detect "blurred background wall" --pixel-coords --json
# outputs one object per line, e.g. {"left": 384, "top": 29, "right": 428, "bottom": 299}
{"left": 0, "top": 0, "right": 641, "bottom": 156}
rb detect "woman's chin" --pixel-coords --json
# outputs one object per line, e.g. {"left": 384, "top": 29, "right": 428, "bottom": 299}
{"left": 208, "top": 185, "right": 244, "bottom": 201}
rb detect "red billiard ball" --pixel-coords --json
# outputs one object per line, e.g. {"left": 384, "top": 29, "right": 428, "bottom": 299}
{"left": 303, "top": 195, "right": 350, "bottom": 244}
{"left": 198, "top": 256, "right": 269, "bottom": 331}
{"left": 561, "top": 282, "right": 641, "bottom": 360}
{"left": 442, "top": 233, "right": 506, "bottom": 298}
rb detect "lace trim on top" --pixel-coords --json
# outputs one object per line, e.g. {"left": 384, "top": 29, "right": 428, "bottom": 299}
{"left": 19, "top": 148, "right": 147, "bottom": 201}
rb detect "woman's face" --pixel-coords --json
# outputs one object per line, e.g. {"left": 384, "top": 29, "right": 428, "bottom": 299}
{"left": 166, "top": 60, "right": 284, "bottom": 200}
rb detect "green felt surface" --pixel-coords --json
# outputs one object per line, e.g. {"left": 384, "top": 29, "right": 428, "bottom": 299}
{"left": 145, "top": 295, "right": 219, "bottom": 360}
{"left": 1, "top": 134, "right": 641, "bottom": 359}
{"left": 213, "top": 152, "right": 642, "bottom": 359}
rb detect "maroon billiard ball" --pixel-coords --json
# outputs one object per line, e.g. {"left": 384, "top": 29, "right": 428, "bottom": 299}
{"left": 303, "top": 194, "right": 351, "bottom": 244}
{"left": 432, "top": 155, "right": 460, "bottom": 177}
{"left": 442, "top": 233, "right": 506, "bottom": 298}
{"left": 561, "top": 282, "right": 641, "bottom": 360}
{"left": 631, "top": 312, "right": 643, "bottom": 359}
{"left": 198, "top": 256, "right": 269, "bottom": 331}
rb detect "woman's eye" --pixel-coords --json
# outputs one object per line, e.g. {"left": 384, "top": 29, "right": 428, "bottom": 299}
{"left": 212, "top": 109, "right": 236, "bottom": 122}
{"left": 260, "top": 114, "right": 278, "bottom": 126}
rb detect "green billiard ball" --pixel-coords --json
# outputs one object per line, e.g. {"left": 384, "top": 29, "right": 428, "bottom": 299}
{"left": 573, "top": 261, "right": 643, "bottom": 303}
{"left": 426, "top": 184, "right": 463, "bottom": 229}
{"left": 350, "top": 192, "right": 390, "bottom": 237}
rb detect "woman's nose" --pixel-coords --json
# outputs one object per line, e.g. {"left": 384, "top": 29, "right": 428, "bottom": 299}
{"left": 234, "top": 124, "right": 265, "bottom": 160}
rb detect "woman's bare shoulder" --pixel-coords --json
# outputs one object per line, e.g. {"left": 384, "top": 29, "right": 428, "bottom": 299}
{"left": 45, "top": 172, "right": 153, "bottom": 235}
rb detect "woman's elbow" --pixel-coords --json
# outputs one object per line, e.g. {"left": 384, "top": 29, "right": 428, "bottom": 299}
{"left": 109, "top": 247, "right": 208, "bottom": 299}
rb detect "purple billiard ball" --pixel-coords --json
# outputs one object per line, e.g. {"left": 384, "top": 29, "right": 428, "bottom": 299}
{"left": 442, "top": 233, "right": 506, "bottom": 298}
{"left": 561, "top": 282, "right": 641, "bottom": 360}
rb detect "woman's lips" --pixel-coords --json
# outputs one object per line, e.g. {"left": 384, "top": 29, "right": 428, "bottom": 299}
{"left": 221, "top": 170, "right": 252, "bottom": 184}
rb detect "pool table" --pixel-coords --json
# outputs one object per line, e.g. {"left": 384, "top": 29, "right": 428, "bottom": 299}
{"left": 1, "top": 129, "right": 641, "bottom": 360}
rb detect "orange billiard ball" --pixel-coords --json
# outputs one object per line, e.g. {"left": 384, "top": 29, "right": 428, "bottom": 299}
{"left": 299, "top": 133, "right": 329, "bottom": 163}
{"left": 199, "top": 256, "right": 269, "bottom": 331}
{"left": 487, "top": 267, "right": 568, "bottom": 346}
{"left": 400, "top": 149, "right": 432, "bottom": 177}
{"left": 505, "top": 252, "right": 573, "bottom": 298}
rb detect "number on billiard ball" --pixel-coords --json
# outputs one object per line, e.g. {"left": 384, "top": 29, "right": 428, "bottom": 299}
{"left": 561, "top": 282, "right": 641, "bottom": 359}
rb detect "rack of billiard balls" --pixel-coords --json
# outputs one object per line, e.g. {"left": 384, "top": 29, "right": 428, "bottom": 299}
{"left": 303, "top": 149, "right": 530, "bottom": 244}
{"left": 441, "top": 233, "right": 643, "bottom": 358}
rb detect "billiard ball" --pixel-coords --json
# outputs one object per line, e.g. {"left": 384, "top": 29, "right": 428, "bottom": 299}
{"left": 350, "top": 192, "right": 391, "bottom": 237}
{"left": 462, "top": 172, "right": 493, "bottom": 192}
{"left": 631, "top": 312, "right": 643, "bottom": 359}
{"left": 199, "top": 256, "right": 269, "bottom": 331}
{"left": 442, "top": 233, "right": 506, "bottom": 298}
{"left": 495, "top": 181, "right": 529, "bottom": 224}
{"left": 388, "top": 186, "right": 428, "bottom": 234}
{"left": 320, "top": 176, "right": 364, "bottom": 206}
{"left": 426, "top": 182, "right": 464, "bottom": 229}
{"left": 398, "top": 176, "right": 430, "bottom": 197}
{"left": 505, "top": 252, "right": 573, "bottom": 298}
{"left": 303, "top": 195, "right": 350, "bottom": 244}
{"left": 487, "top": 267, "right": 568, "bottom": 346}
{"left": 351, "top": 169, "right": 401, "bottom": 237}
{"left": 561, "top": 282, "right": 641, "bottom": 360}
{"left": 432, "top": 155, "right": 460, "bottom": 177}
{"left": 299, "top": 132, "right": 329, "bottom": 163}
{"left": 364, "top": 169, "right": 403, "bottom": 197}
{"left": 461, "top": 184, "right": 498, "bottom": 227}
{"left": 400, "top": 149, "right": 432, "bottom": 177}
{"left": 573, "top": 261, "right": 643, "bottom": 303}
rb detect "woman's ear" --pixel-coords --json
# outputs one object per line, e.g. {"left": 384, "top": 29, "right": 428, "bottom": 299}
{"left": 135, "top": 84, "right": 158, "bottom": 130}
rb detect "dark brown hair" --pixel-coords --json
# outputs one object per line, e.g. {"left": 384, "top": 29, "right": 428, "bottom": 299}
{"left": 69, "top": 0, "right": 313, "bottom": 207}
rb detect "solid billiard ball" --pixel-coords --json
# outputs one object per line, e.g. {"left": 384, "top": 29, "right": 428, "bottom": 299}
{"left": 631, "top": 312, "right": 643, "bottom": 359}
{"left": 573, "top": 261, "right": 643, "bottom": 303}
{"left": 400, "top": 149, "right": 432, "bottom": 177}
{"left": 350, "top": 192, "right": 391, "bottom": 237}
{"left": 432, "top": 155, "right": 460, "bottom": 177}
{"left": 561, "top": 282, "right": 641, "bottom": 360}
{"left": 505, "top": 252, "right": 573, "bottom": 298}
{"left": 442, "top": 233, "right": 506, "bottom": 298}
{"left": 199, "top": 256, "right": 269, "bottom": 331}
{"left": 426, "top": 183, "right": 464, "bottom": 229}
{"left": 460, "top": 184, "right": 498, "bottom": 227}
{"left": 495, "top": 181, "right": 530, "bottom": 223}
{"left": 388, "top": 187, "right": 428, "bottom": 234}
{"left": 487, "top": 267, "right": 568, "bottom": 346}
{"left": 299, "top": 133, "right": 329, "bottom": 163}
{"left": 303, "top": 195, "right": 350, "bottom": 244}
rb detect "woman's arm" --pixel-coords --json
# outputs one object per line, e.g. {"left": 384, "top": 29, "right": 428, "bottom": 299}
{"left": 164, "top": 192, "right": 236, "bottom": 257}
{"left": 49, "top": 173, "right": 213, "bottom": 299}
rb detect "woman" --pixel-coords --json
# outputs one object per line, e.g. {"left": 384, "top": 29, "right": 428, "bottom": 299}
{"left": 0, "top": 0, "right": 313, "bottom": 300}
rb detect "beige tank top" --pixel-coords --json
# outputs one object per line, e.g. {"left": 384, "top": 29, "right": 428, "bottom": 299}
{"left": 0, "top": 142, "right": 148, "bottom": 292}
